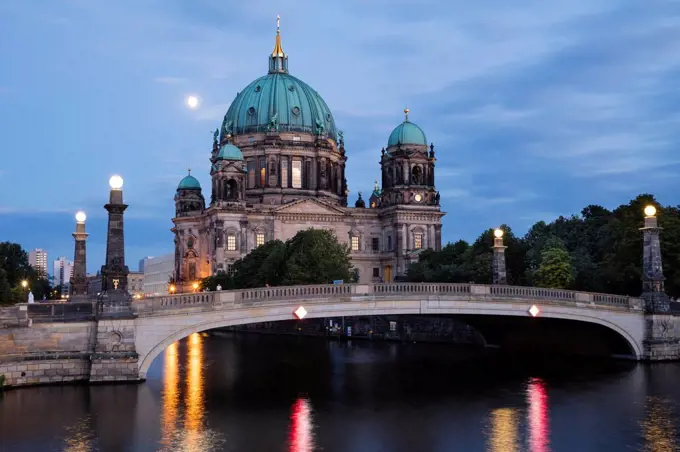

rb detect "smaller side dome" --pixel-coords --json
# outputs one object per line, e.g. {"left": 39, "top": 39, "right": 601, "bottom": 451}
{"left": 217, "top": 143, "right": 243, "bottom": 161}
{"left": 387, "top": 108, "right": 427, "bottom": 147}
{"left": 178, "top": 173, "right": 201, "bottom": 190}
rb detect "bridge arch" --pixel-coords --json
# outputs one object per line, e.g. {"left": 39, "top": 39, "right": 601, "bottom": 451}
{"left": 135, "top": 300, "right": 644, "bottom": 379}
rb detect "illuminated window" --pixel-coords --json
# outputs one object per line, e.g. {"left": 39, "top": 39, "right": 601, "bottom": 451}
{"left": 414, "top": 233, "right": 423, "bottom": 249}
{"left": 281, "top": 157, "right": 288, "bottom": 187}
{"left": 256, "top": 233, "right": 265, "bottom": 247}
{"left": 293, "top": 136, "right": 301, "bottom": 142}
{"left": 227, "top": 233, "right": 236, "bottom": 251}
{"left": 351, "top": 236, "right": 360, "bottom": 251}
{"left": 259, "top": 158, "right": 266, "bottom": 187}
{"left": 292, "top": 160, "right": 302, "bottom": 188}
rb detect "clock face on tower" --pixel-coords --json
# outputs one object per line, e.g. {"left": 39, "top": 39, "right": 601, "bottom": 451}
{"left": 414, "top": 193, "right": 422, "bottom": 202}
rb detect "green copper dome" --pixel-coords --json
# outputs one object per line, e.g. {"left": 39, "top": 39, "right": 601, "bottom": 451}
{"left": 387, "top": 109, "right": 427, "bottom": 147}
{"left": 220, "top": 23, "right": 337, "bottom": 141}
{"left": 177, "top": 174, "right": 201, "bottom": 190}
{"left": 217, "top": 143, "right": 243, "bottom": 161}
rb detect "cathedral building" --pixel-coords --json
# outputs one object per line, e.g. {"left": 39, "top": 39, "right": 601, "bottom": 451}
{"left": 172, "top": 20, "right": 444, "bottom": 289}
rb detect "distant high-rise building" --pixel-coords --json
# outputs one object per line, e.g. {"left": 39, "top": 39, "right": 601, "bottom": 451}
{"left": 53, "top": 257, "right": 74, "bottom": 297}
{"left": 28, "top": 249, "right": 48, "bottom": 278}
{"left": 139, "top": 257, "right": 152, "bottom": 273}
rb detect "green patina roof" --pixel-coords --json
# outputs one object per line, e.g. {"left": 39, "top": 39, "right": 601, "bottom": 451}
{"left": 388, "top": 120, "right": 428, "bottom": 147}
{"left": 217, "top": 143, "right": 243, "bottom": 161}
{"left": 220, "top": 34, "right": 337, "bottom": 141}
{"left": 177, "top": 174, "right": 201, "bottom": 190}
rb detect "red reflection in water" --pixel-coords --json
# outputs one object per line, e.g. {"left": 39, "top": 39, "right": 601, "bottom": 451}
{"left": 527, "top": 377, "right": 550, "bottom": 452}
{"left": 288, "top": 398, "right": 315, "bottom": 452}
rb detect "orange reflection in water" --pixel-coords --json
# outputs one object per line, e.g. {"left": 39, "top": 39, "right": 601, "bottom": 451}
{"left": 288, "top": 397, "right": 316, "bottom": 452}
{"left": 527, "top": 377, "right": 550, "bottom": 452}
{"left": 184, "top": 332, "right": 205, "bottom": 449}
{"left": 641, "top": 396, "right": 677, "bottom": 452}
{"left": 160, "top": 342, "right": 179, "bottom": 447}
{"left": 487, "top": 408, "right": 519, "bottom": 452}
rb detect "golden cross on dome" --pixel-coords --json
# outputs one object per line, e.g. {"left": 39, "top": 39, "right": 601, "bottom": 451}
{"left": 277, "top": 14, "right": 280, "bottom": 34}
{"left": 404, "top": 106, "right": 410, "bottom": 121}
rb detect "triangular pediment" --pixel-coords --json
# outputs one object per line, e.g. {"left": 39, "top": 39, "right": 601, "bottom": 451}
{"left": 274, "top": 199, "right": 345, "bottom": 215}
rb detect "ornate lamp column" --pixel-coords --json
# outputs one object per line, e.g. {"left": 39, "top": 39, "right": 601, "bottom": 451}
{"left": 640, "top": 205, "right": 669, "bottom": 313}
{"left": 492, "top": 228, "right": 507, "bottom": 285}
{"left": 69, "top": 211, "right": 89, "bottom": 299}
{"left": 99, "top": 175, "right": 132, "bottom": 313}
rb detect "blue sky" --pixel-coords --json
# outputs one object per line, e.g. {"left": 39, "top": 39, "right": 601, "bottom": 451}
{"left": 1, "top": 1, "right": 679, "bottom": 275}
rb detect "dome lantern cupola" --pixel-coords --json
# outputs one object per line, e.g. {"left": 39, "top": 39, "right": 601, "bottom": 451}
{"left": 175, "top": 169, "right": 205, "bottom": 218}
{"left": 177, "top": 169, "right": 202, "bottom": 190}
{"left": 387, "top": 108, "right": 428, "bottom": 147}
{"left": 269, "top": 15, "right": 288, "bottom": 74}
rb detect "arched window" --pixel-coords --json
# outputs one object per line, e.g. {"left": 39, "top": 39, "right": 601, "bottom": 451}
{"left": 227, "top": 179, "right": 238, "bottom": 200}
{"left": 411, "top": 166, "right": 422, "bottom": 185}
{"left": 226, "top": 232, "right": 237, "bottom": 251}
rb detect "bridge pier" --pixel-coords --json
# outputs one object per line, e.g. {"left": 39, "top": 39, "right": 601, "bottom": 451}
{"left": 89, "top": 317, "right": 141, "bottom": 383}
{"left": 642, "top": 314, "right": 680, "bottom": 360}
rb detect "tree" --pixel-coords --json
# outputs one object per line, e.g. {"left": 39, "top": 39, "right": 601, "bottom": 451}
{"left": 0, "top": 268, "right": 12, "bottom": 306}
{"left": 281, "top": 229, "right": 353, "bottom": 285}
{"left": 532, "top": 243, "right": 575, "bottom": 289}
{"left": 0, "top": 242, "right": 31, "bottom": 287}
{"left": 232, "top": 240, "right": 287, "bottom": 288}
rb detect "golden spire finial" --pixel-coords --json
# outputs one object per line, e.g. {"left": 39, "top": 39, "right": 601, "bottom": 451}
{"left": 404, "top": 106, "right": 410, "bottom": 121}
{"left": 272, "top": 14, "right": 285, "bottom": 57}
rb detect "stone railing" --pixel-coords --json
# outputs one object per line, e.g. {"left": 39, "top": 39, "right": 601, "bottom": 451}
{"left": 135, "top": 283, "right": 644, "bottom": 315}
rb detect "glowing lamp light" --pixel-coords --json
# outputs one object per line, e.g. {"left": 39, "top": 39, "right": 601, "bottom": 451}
{"left": 529, "top": 305, "right": 540, "bottom": 317}
{"left": 169, "top": 284, "right": 176, "bottom": 294}
{"left": 75, "top": 211, "right": 87, "bottom": 223}
{"left": 192, "top": 282, "right": 199, "bottom": 291}
{"left": 294, "top": 306, "right": 308, "bottom": 320}
{"left": 186, "top": 95, "right": 200, "bottom": 109}
{"left": 21, "top": 280, "right": 28, "bottom": 288}
{"left": 109, "top": 174, "right": 124, "bottom": 190}
{"left": 494, "top": 228, "right": 504, "bottom": 238}
{"left": 644, "top": 205, "right": 657, "bottom": 217}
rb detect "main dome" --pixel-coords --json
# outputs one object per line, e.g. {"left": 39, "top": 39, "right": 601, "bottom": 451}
{"left": 220, "top": 21, "right": 337, "bottom": 141}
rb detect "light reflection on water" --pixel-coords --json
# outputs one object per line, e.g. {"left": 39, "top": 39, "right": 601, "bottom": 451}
{"left": 158, "top": 333, "right": 224, "bottom": 452}
{"left": 288, "top": 397, "right": 316, "bottom": 452}
{"left": 5, "top": 335, "right": 680, "bottom": 451}
{"left": 641, "top": 396, "right": 677, "bottom": 452}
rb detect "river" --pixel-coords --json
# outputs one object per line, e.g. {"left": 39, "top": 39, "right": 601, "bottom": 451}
{"left": 1, "top": 332, "right": 679, "bottom": 451}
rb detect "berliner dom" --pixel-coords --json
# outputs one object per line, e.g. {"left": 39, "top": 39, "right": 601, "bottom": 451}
{"left": 172, "top": 17, "right": 444, "bottom": 289}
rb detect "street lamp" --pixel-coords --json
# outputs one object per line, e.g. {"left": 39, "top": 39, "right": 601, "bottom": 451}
{"left": 21, "top": 280, "right": 28, "bottom": 289}
{"left": 169, "top": 284, "right": 176, "bottom": 294}
{"left": 192, "top": 282, "right": 199, "bottom": 292}
{"left": 109, "top": 174, "right": 124, "bottom": 190}
{"left": 644, "top": 205, "right": 657, "bottom": 217}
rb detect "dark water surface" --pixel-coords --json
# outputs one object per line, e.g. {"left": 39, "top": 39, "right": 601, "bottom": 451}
{"left": 1, "top": 333, "right": 680, "bottom": 452}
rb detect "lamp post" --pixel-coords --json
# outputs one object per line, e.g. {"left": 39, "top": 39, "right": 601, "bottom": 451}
{"left": 70, "top": 211, "right": 89, "bottom": 300}
{"left": 640, "top": 204, "right": 669, "bottom": 313}
{"left": 492, "top": 228, "right": 507, "bottom": 285}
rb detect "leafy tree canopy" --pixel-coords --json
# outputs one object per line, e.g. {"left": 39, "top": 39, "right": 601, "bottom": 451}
{"left": 406, "top": 194, "right": 680, "bottom": 298}
{"left": 202, "top": 229, "right": 355, "bottom": 289}
{"left": 0, "top": 242, "right": 54, "bottom": 305}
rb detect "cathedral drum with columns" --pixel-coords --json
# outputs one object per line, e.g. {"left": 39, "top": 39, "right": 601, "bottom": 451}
{"left": 172, "top": 20, "right": 445, "bottom": 289}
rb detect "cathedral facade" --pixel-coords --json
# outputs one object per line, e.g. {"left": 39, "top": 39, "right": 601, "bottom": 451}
{"left": 172, "top": 22, "right": 444, "bottom": 289}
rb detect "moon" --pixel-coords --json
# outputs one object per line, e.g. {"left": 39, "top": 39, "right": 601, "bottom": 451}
{"left": 186, "top": 95, "right": 200, "bottom": 109}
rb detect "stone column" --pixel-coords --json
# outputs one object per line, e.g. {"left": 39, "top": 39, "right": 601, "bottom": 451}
{"left": 70, "top": 211, "right": 89, "bottom": 299}
{"left": 99, "top": 175, "right": 132, "bottom": 315}
{"left": 640, "top": 205, "right": 669, "bottom": 313}
{"left": 492, "top": 228, "right": 507, "bottom": 285}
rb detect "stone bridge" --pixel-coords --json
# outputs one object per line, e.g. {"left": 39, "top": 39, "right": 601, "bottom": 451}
{"left": 1, "top": 283, "right": 679, "bottom": 388}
